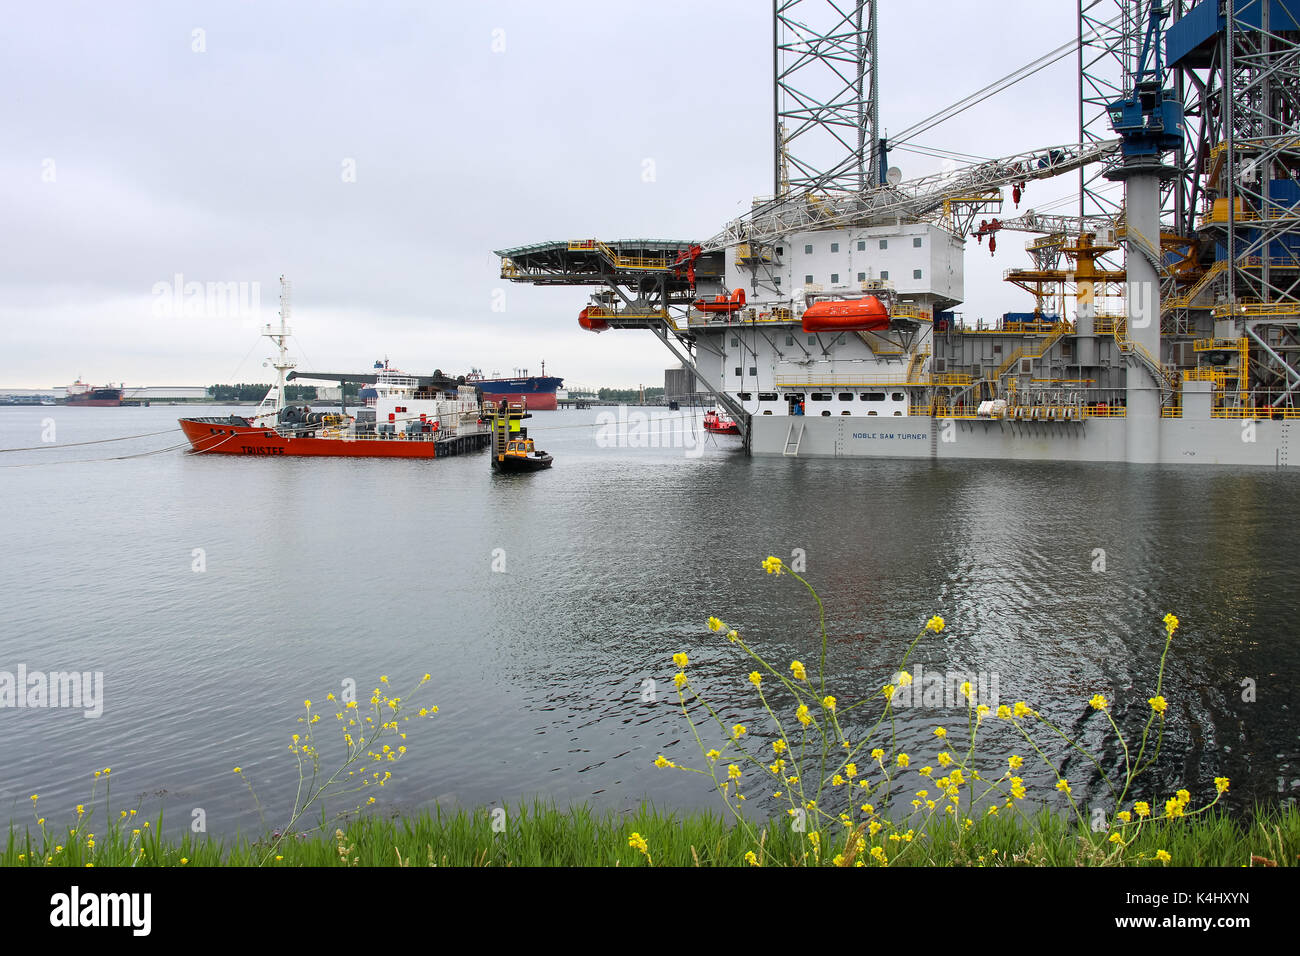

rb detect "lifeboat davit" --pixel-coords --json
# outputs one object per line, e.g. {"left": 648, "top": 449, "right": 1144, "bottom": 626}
{"left": 801, "top": 296, "right": 890, "bottom": 332}
{"left": 693, "top": 288, "right": 746, "bottom": 314}
{"left": 578, "top": 307, "right": 609, "bottom": 333}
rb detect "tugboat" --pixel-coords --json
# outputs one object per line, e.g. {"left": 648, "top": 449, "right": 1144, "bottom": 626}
{"left": 498, "top": 436, "right": 553, "bottom": 472}
{"left": 487, "top": 400, "right": 553, "bottom": 472}
{"left": 703, "top": 408, "right": 741, "bottom": 435}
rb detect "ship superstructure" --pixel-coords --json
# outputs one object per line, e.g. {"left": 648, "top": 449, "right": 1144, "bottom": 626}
{"left": 496, "top": 1, "right": 1300, "bottom": 467}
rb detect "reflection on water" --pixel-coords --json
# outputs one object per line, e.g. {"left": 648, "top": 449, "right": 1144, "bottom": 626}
{"left": 0, "top": 405, "right": 1295, "bottom": 835}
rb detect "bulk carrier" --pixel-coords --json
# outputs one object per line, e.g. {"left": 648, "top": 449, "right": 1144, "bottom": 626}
{"left": 496, "top": 1, "right": 1300, "bottom": 468}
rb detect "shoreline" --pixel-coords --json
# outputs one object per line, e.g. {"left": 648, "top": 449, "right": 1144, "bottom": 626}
{"left": 5, "top": 800, "right": 1296, "bottom": 867}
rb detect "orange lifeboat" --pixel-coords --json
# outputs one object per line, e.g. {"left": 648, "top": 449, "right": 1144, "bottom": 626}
{"left": 578, "top": 307, "right": 609, "bottom": 333}
{"left": 693, "top": 288, "right": 746, "bottom": 314}
{"left": 801, "top": 296, "right": 889, "bottom": 332}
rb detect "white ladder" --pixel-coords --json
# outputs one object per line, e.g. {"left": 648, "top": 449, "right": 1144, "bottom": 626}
{"left": 783, "top": 419, "right": 805, "bottom": 457}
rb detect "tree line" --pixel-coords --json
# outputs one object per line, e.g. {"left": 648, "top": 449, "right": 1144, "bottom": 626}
{"left": 597, "top": 387, "right": 665, "bottom": 403}
{"left": 207, "top": 383, "right": 335, "bottom": 401}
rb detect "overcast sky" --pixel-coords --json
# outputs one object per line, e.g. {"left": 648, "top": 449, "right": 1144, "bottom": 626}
{"left": 2, "top": 1, "right": 1107, "bottom": 389}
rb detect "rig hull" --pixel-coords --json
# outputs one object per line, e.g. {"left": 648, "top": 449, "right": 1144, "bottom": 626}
{"left": 752, "top": 414, "right": 1292, "bottom": 466}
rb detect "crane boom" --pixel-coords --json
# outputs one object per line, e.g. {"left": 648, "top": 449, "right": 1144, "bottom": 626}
{"left": 705, "top": 139, "right": 1120, "bottom": 251}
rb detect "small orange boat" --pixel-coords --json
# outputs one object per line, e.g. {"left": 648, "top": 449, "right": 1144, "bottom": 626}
{"left": 801, "top": 295, "right": 890, "bottom": 332}
{"left": 703, "top": 409, "right": 741, "bottom": 435}
{"left": 693, "top": 288, "right": 746, "bottom": 314}
{"left": 578, "top": 306, "right": 609, "bottom": 333}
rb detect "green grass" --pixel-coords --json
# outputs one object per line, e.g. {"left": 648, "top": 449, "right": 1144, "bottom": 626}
{"left": 4, "top": 800, "right": 1296, "bottom": 867}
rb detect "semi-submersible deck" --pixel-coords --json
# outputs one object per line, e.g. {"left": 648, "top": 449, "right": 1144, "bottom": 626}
{"left": 497, "top": 2, "right": 1300, "bottom": 467}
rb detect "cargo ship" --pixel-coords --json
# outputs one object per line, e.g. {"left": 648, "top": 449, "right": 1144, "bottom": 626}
{"left": 178, "top": 278, "right": 490, "bottom": 458}
{"left": 64, "top": 381, "right": 124, "bottom": 406}
{"left": 494, "top": 4, "right": 1300, "bottom": 468}
{"left": 465, "top": 366, "right": 563, "bottom": 411}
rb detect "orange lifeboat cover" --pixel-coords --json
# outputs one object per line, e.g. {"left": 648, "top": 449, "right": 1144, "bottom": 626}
{"left": 801, "top": 296, "right": 889, "bottom": 332}
{"left": 579, "top": 307, "right": 609, "bottom": 333}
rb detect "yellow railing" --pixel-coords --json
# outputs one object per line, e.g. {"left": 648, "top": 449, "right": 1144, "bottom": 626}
{"left": 1093, "top": 313, "right": 1125, "bottom": 334}
{"left": 1211, "top": 303, "right": 1300, "bottom": 319}
{"left": 1211, "top": 405, "right": 1300, "bottom": 419}
{"left": 929, "top": 372, "right": 975, "bottom": 386}
{"left": 567, "top": 239, "right": 674, "bottom": 271}
{"left": 1183, "top": 367, "right": 1227, "bottom": 386}
{"left": 1163, "top": 261, "right": 1227, "bottom": 310}
{"left": 907, "top": 347, "right": 931, "bottom": 383}
{"left": 1193, "top": 336, "right": 1247, "bottom": 352}
{"left": 892, "top": 304, "right": 933, "bottom": 322}
{"left": 991, "top": 327, "right": 1067, "bottom": 381}
{"left": 1080, "top": 405, "right": 1127, "bottom": 418}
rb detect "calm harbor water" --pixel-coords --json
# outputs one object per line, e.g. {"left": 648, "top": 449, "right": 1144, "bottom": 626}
{"left": 0, "top": 404, "right": 1296, "bottom": 838}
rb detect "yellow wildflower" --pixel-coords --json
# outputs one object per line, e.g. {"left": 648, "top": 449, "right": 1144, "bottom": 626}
{"left": 654, "top": 755, "right": 675, "bottom": 769}
{"left": 790, "top": 660, "right": 807, "bottom": 681}
{"left": 1155, "top": 849, "right": 1171, "bottom": 863}
{"left": 1089, "top": 694, "right": 1109, "bottom": 710}
{"left": 898, "top": 671, "right": 913, "bottom": 687}
{"left": 1009, "top": 754, "right": 1023, "bottom": 770}
{"left": 822, "top": 695, "right": 836, "bottom": 712}
{"left": 1149, "top": 695, "right": 1168, "bottom": 714}
{"left": 796, "top": 704, "right": 812, "bottom": 726}
{"left": 707, "top": 616, "right": 723, "bottom": 632}
{"left": 762, "top": 556, "right": 783, "bottom": 574}
{"left": 672, "top": 652, "right": 689, "bottom": 668}
{"left": 628, "top": 832, "right": 648, "bottom": 854}
{"left": 926, "top": 615, "right": 945, "bottom": 633}
{"left": 1134, "top": 801, "right": 1151, "bottom": 818}
{"left": 748, "top": 671, "right": 762, "bottom": 688}
{"left": 1214, "top": 777, "right": 1230, "bottom": 794}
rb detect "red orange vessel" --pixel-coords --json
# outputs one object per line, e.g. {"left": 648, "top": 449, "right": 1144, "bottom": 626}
{"left": 179, "top": 278, "right": 489, "bottom": 458}
{"left": 703, "top": 409, "right": 741, "bottom": 435}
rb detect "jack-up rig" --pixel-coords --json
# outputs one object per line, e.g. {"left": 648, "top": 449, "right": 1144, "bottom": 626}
{"left": 496, "top": 1, "right": 1300, "bottom": 466}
